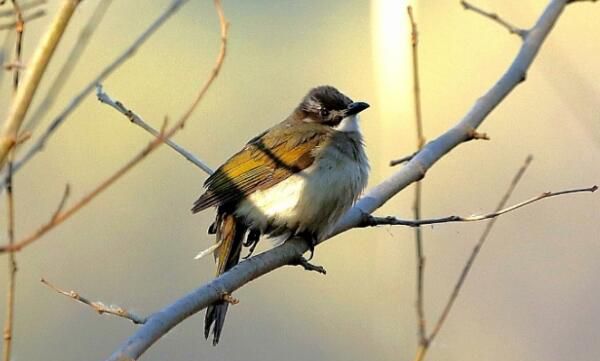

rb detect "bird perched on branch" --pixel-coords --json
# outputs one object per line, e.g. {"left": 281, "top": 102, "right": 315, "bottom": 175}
{"left": 192, "top": 85, "right": 370, "bottom": 345}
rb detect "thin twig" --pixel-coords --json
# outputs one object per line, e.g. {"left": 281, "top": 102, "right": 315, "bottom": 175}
{"left": 41, "top": 278, "right": 147, "bottom": 324}
{"left": 0, "top": 0, "right": 81, "bottom": 170}
{"left": 96, "top": 84, "right": 213, "bottom": 175}
{"left": 50, "top": 184, "right": 70, "bottom": 220}
{"left": 461, "top": 0, "right": 528, "bottom": 38}
{"left": 0, "top": 8, "right": 43, "bottom": 31}
{"left": 1, "top": 156, "right": 16, "bottom": 361}
{"left": 407, "top": 5, "right": 428, "bottom": 348}
{"left": 2, "top": 155, "right": 17, "bottom": 361}
{"left": 23, "top": 0, "right": 112, "bottom": 132}
{"left": 426, "top": 156, "right": 533, "bottom": 345}
{"left": 0, "top": 0, "right": 228, "bottom": 254}
{"left": 10, "top": 0, "right": 22, "bottom": 89}
{"left": 413, "top": 157, "right": 534, "bottom": 361}
{"left": 0, "top": 30, "right": 15, "bottom": 86}
{"left": 0, "top": 0, "right": 191, "bottom": 191}
{"left": 2, "top": 3, "right": 21, "bottom": 358}
{"left": 0, "top": 185, "right": 71, "bottom": 254}
{"left": 359, "top": 184, "right": 597, "bottom": 228}
{"left": 0, "top": 0, "right": 45, "bottom": 17}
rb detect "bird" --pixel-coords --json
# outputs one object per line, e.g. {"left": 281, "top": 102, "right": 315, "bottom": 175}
{"left": 192, "top": 85, "right": 370, "bottom": 345}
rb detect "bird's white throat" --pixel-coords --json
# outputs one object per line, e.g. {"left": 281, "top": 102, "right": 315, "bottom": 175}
{"left": 334, "top": 114, "right": 361, "bottom": 133}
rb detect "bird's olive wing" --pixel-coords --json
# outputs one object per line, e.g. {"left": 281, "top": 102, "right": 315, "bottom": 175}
{"left": 192, "top": 125, "right": 329, "bottom": 212}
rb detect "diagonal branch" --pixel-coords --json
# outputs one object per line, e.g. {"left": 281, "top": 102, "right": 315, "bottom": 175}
{"left": 426, "top": 156, "right": 532, "bottom": 345}
{"left": 41, "top": 278, "right": 147, "bottom": 325}
{"left": 96, "top": 84, "right": 213, "bottom": 175}
{"left": 105, "top": 1, "right": 597, "bottom": 360}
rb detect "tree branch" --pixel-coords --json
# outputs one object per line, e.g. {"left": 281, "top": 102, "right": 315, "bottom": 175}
{"left": 106, "top": 1, "right": 596, "bottom": 360}
{"left": 0, "top": 0, "right": 44, "bottom": 17}
{"left": 0, "top": 0, "right": 81, "bottom": 169}
{"left": 357, "top": 185, "right": 596, "bottom": 228}
{"left": 2, "top": 4, "right": 22, "bottom": 358}
{"left": 407, "top": 5, "right": 428, "bottom": 347}
{"left": 461, "top": 0, "right": 528, "bottom": 38}
{"left": 0, "top": 8, "right": 44, "bottom": 31}
{"left": 41, "top": 278, "right": 147, "bottom": 325}
{"left": 426, "top": 155, "right": 532, "bottom": 346}
{"left": 96, "top": 84, "right": 213, "bottom": 175}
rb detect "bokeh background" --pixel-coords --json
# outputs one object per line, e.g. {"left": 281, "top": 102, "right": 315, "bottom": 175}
{"left": 0, "top": 0, "right": 599, "bottom": 360}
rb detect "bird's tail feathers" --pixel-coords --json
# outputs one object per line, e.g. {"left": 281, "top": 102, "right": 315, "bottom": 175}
{"left": 204, "top": 210, "right": 246, "bottom": 345}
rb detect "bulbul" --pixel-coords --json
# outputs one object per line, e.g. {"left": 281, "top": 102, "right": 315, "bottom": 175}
{"left": 192, "top": 85, "right": 370, "bottom": 345}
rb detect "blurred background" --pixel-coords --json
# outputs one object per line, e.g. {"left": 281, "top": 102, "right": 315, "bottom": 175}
{"left": 0, "top": 0, "right": 599, "bottom": 360}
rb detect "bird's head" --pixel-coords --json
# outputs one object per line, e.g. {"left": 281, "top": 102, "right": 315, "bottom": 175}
{"left": 297, "top": 85, "right": 369, "bottom": 131}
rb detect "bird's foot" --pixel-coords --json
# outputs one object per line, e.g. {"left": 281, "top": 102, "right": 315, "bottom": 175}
{"left": 291, "top": 256, "right": 326, "bottom": 275}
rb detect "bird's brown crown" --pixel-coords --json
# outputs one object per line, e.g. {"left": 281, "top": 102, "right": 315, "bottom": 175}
{"left": 298, "top": 85, "right": 354, "bottom": 126}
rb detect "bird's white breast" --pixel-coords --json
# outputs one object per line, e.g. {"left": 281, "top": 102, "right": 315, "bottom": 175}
{"left": 234, "top": 131, "right": 368, "bottom": 241}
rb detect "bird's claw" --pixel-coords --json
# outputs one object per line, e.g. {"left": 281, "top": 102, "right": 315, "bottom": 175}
{"left": 291, "top": 256, "right": 326, "bottom": 275}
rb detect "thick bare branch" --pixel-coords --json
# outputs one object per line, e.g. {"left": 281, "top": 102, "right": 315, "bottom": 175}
{"left": 106, "top": 1, "right": 596, "bottom": 360}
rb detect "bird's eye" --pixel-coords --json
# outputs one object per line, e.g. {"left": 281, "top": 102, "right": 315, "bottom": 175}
{"left": 320, "top": 109, "right": 330, "bottom": 118}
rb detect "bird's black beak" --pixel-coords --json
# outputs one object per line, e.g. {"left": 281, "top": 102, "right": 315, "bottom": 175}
{"left": 345, "top": 101, "right": 370, "bottom": 116}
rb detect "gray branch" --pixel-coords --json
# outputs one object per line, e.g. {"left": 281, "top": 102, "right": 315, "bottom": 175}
{"left": 106, "top": 1, "right": 593, "bottom": 360}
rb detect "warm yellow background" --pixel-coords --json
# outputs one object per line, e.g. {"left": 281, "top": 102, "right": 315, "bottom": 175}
{"left": 0, "top": 1, "right": 599, "bottom": 360}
